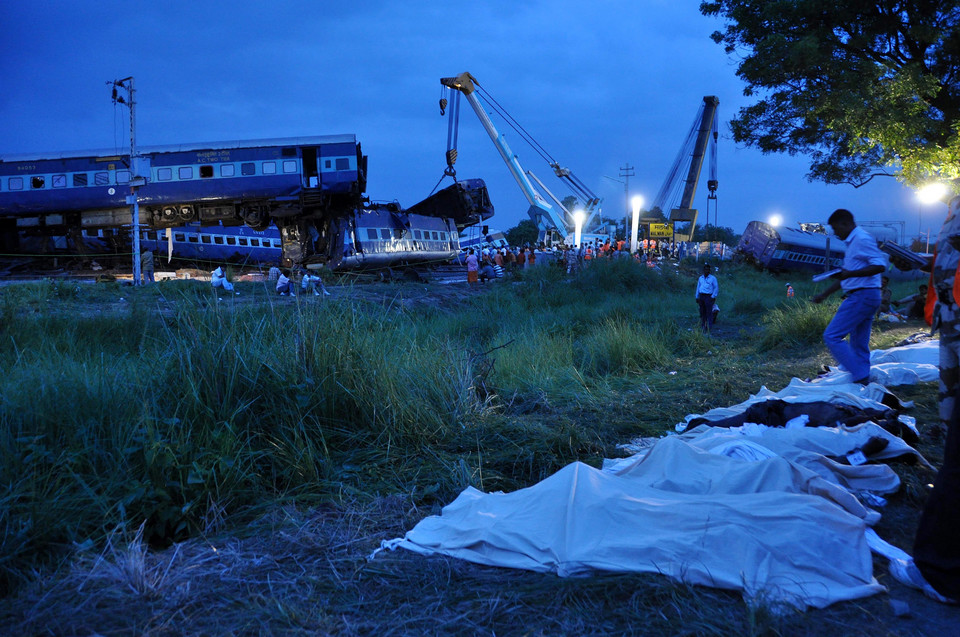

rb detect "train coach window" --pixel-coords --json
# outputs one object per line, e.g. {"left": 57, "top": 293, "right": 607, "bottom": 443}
{"left": 199, "top": 165, "right": 214, "bottom": 179}
{"left": 52, "top": 175, "right": 67, "bottom": 188}
{"left": 72, "top": 173, "right": 88, "bottom": 187}
{"left": 226, "top": 237, "right": 236, "bottom": 246}
{"left": 200, "top": 235, "right": 212, "bottom": 244}
{"left": 95, "top": 172, "right": 109, "bottom": 185}
{"left": 241, "top": 162, "right": 256, "bottom": 176}
{"left": 220, "top": 164, "right": 235, "bottom": 177}
{"left": 272, "top": 239, "right": 282, "bottom": 248}
{"left": 8, "top": 177, "right": 22, "bottom": 190}
{"left": 116, "top": 171, "right": 131, "bottom": 184}
{"left": 249, "top": 238, "right": 259, "bottom": 247}
{"left": 413, "top": 230, "right": 422, "bottom": 240}
{"left": 174, "top": 233, "right": 185, "bottom": 242}
{"left": 283, "top": 160, "right": 297, "bottom": 173}
{"left": 324, "top": 159, "right": 332, "bottom": 169}
{"left": 366, "top": 229, "right": 378, "bottom": 240}
{"left": 336, "top": 158, "right": 350, "bottom": 170}
{"left": 262, "top": 162, "right": 277, "bottom": 175}
{"left": 31, "top": 176, "right": 45, "bottom": 189}
{"left": 179, "top": 167, "right": 193, "bottom": 180}
{"left": 157, "top": 168, "right": 172, "bottom": 181}
{"left": 188, "top": 235, "right": 198, "bottom": 243}
{"left": 238, "top": 238, "right": 248, "bottom": 247}
{"left": 380, "top": 229, "right": 391, "bottom": 241}
{"left": 214, "top": 236, "right": 224, "bottom": 245}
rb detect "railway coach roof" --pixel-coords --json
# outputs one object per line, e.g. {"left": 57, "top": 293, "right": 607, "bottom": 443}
{"left": 767, "top": 224, "right": 847, "bottom": 251}
{"left": 0, "top": 134, "right": 358, "bottom": 163}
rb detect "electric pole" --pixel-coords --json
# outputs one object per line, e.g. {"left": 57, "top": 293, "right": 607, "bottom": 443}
{"left": 110, "top": 77, "right": 144, "bottom": 286}
{"left": 619, "top": 164, "right": 634, "bottom": 238}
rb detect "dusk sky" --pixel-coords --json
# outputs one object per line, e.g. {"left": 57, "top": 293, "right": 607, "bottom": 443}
{"left": 0, "top": 1, "right": 949, "bottom": 243}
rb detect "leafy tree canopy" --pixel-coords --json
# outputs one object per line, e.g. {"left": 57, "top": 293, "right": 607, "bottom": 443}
{"left": 504, "top": 218, "right": 539, "bottom": 246}
{"left": 692, "top": 224, "right": 741, "bottom": 245}
{"left": 700, "top": 1, "right": 960, "bottom": 189}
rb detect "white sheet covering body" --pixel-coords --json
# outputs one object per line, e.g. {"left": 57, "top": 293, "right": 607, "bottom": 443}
{"left": 385, "top": 438, "right": 885, "bottom": 609}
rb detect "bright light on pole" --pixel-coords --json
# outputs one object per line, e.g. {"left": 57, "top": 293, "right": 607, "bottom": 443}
{"left": 918, "top": 182, "right": 948, "bottom": 204}
{"left": 917, "top": 182, "right": 948, "bottom": 248}
{"left": 573, "top": 209, "right": 585, "bottom": 248}
{"left": 768, "top": 213, "right": 783, "bottom": 227}
{"left": 630, "top": 195, "right": 643, "bottom": 254}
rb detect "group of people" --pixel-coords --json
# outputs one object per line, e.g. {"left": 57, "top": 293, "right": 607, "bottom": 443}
{"left": 267, "top": 265, "right": 330, "bottom": 296}
{"left": 464, "top": 247, "right": 516, "bottom": 285}
{"left": 465, "top": 239, "right": 691, "bottom": 285}
{"left": 206, "top": 264, "right": 331, "bottom": 297}
{"left": 878, "top": 275, "right": 928, "bottom": 321}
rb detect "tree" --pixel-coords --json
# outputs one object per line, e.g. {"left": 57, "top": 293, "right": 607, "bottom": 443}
{"left": 700, "top": 1, "right": 960, "bottom": 188}
{"left": 642, "top": 207, "right": 668, "bottom": 223}
{"left": 692, "top": 224, "right": 741, "bottom": 245}
{"left": 505, "top": 219, "right": 539, "bottom": 246}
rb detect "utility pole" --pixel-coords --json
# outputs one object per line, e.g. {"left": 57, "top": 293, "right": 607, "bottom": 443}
{"left": 110, "top": 77, "right": 144, "bottom": 286}
{"left": 619, "top": 164, "right": 634, "bottom": 239}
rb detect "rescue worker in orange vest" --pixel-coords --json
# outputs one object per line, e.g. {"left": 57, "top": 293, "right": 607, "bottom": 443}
{"left": 786, "top": 283, "right": 795, "bottom": 298}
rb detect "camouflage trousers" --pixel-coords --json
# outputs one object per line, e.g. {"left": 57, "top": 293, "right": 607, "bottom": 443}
{"left": 940, "top": 332, "right": 960, "bottom": 427}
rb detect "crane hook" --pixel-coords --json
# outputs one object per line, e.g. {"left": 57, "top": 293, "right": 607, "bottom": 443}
{"left": 439, "top": 98, "right": 448, "bottom": 116}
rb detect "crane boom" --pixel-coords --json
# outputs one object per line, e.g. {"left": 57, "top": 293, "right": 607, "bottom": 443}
{"left": 440, "top": 72, "right": 577, "bottom": 238}
{"left": 656, "top": 96, "right": 719, "bottom": 242}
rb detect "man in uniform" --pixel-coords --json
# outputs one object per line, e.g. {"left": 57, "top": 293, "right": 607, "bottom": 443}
{"left": 695, "top": 263, "right": 719, "bottom": 333}
{"left": 885, "top": 191, "right": 960, "bottom": 604}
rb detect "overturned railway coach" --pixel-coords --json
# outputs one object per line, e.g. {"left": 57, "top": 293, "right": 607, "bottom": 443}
{"left": 737, "top": 221, "right": 846, "bottom": 273}
{"left": 75, "top": 207, "right": 461, "bottom": 270}
{"left": 0, "top": 135, "right": 367, "bottom": 265}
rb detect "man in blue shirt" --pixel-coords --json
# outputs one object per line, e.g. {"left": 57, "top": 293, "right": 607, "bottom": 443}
{"left": 695, "top": 263, "right": 720, "bottom": 332}
{"left": 811, "top": 209, "right": 887, "bottom": 384}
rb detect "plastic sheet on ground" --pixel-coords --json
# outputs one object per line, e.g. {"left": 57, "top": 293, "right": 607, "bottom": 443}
{"left": 378, "top": 343, "right": 938, "bottom": 610}
{"left": 810, "top": 340, "right": 939, "bottom": 387}
{"left": 674, "top": 340, "right": 940, "bottom": 433}
{"left": 380, "top": 437, "right": 885, "bottom": 609}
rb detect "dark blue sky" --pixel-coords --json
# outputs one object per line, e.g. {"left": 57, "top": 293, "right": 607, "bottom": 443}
{"left": 0, "top": 1, "right": 947, "bottom": 242}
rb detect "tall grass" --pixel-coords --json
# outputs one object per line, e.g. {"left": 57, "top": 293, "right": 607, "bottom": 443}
{"left": 0, "top": 260, "right": 874, "bottom": 594}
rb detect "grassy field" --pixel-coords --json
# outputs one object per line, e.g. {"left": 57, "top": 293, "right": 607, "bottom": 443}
{"left": 0, "top": 260, "right": 947, "bottom": 635}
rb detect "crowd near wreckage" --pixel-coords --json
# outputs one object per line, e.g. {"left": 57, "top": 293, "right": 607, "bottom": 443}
{"left": 0, "top": 135, "right": 494, "bottom": 271}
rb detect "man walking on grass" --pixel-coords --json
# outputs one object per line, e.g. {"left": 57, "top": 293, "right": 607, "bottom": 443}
{"left": 695, "top": 263, "right": 719, "bottom": 333}
{"left": 811, "top": 208, "right": 886, "bottom": 384}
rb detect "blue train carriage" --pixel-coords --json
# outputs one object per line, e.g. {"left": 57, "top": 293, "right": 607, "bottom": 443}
{"left": 283, "top": 177, "right": 494, "bottom": 268}
{"left": 339, "top": 203, "right": 461, "bottom": 270}
{"left": 737, "top": 221, "right": 846, "bottom": 273}
{"left": 0, "top": 135, "right": 366, "bottom": 262}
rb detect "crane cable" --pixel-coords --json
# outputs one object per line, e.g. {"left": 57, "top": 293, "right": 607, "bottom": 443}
{"left": 474, "top": 86, "right": 556, "bottom": 167}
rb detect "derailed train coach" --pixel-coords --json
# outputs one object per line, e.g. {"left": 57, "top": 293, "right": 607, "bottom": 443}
{"left": 0, "top": 135, "right": 365, "bottom": 265}
{"left": 736, "top": 221, "right": 847, "bottom": 273}
{"left": 0, "top": 135, "right": 493, "bottom": 269}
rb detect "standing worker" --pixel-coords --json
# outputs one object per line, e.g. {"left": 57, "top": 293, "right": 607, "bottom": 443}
{"left": 140, "top": 249, "right": 155, "bottom": 285}
{"left": 811, "top": 208, "right": 886, "bottom": 384}
{"left": 695, "top": 263, "right": 719, "bottom": 332}
{"left": 465, "top": 248, "right": 479, "bottom": 286}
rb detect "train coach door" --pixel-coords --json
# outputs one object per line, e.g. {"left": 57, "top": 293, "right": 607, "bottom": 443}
{"left": 301, "top": 147, "right": 319, "bottom": 188}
